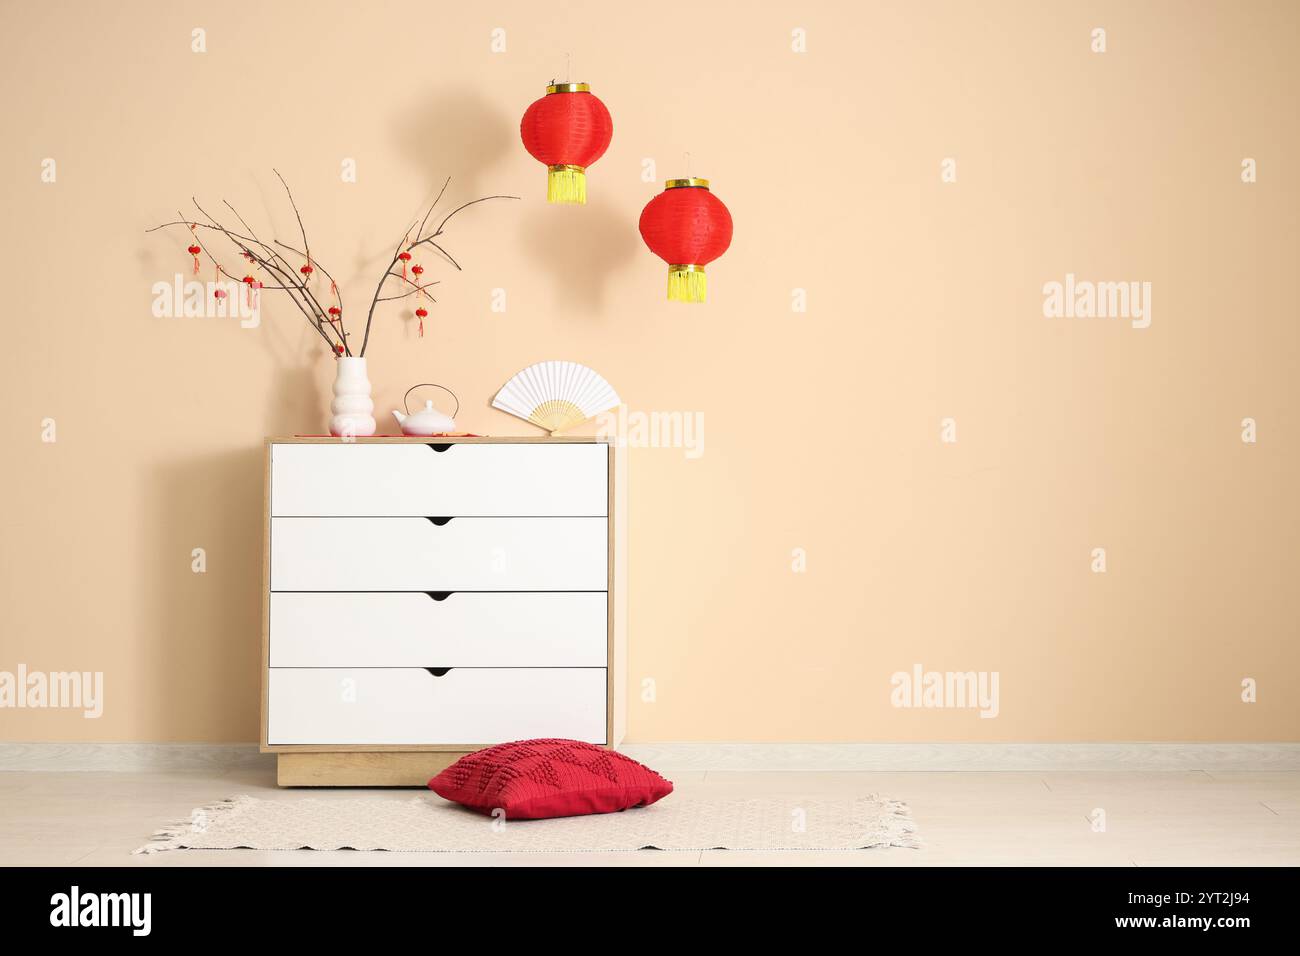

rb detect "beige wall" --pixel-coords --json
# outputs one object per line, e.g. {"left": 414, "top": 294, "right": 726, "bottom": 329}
{"left": 1, "top": 0, "right": 1297, "bottom": 744}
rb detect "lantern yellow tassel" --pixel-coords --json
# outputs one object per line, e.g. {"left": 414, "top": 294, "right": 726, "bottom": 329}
{"left": 667, "top": 266, "right": 707, "bottom": 303}
{"left": 547, "top": 165, "right": 586, "bottom": 204}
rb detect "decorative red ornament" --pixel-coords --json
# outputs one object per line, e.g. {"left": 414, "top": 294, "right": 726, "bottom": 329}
{"left": 334, "top": 344, "right": 345, "bottom": 355}
{"left": 213, "top": 288, "right": 228, "bottom": 300}
{"left": 300, "top": 263, "right": 313, "bottom": 277}
{"left": 410, "top": 263, "right": 424, "bottom": 278}
{"left": 397, "top": 250, "right": 412, "bottom": 280}
{"left": 638, "top": 178, "right": 733, "bottom": 303}
{"left": 520, "top": 81, "right": 613, "bottom": 204}
{"left": 327, "top": 306, "right": 342, "bottom": 323}
{"left": 241, "top": 274, "right": 262, "bottom": 308}
{"left": 414, "top": 306, "right": 428, "bottom": 337}
{"left": 186, "top": 223, "right": 202, "bottom": 273}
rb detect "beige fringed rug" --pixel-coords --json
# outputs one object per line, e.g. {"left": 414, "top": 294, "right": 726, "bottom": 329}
{"left": 135, "top": 794, "right": 918, "bottom": 854}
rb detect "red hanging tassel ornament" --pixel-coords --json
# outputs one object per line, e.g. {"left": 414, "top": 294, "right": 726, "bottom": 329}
{"left": 397, "top": 250, "right": 412, "bottom": 280}
{"left": 327, "top": 306, "right": 342, "bottom": 324}
{"left": 242, "top": 275, "right": 261, "bottom": 309}
{"left": 186, "top": 223, "right": 201, "bottom": 274}
{"left": 409, "top": 262, "right": 429, "bottom": 336}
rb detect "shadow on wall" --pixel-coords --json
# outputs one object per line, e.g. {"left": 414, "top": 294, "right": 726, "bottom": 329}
{"left": 521, "top": 201, "right": 640, "bottom": 316}
{"left": 142, "top": 447, "right": 264, "bottom": 742}
{"left": 394, "top": 84, "right": 639, "bottom": 317}
{"left": 392, "top": 86, "right": 517, "bottom": 202}
{"left": 254, "top": 287, "right": 332, "bottom": 436}
{"left": 263, "top": 362, "right": 322, "bottom": 436}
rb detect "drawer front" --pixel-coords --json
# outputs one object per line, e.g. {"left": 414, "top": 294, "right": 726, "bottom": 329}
{"left": 270, "top": 517, "right": 607, "bottom": 591}
{"left": 267, "top": 668, "right": 607, "bottom": 745}
{"left": 271, "top": 442, "right": 608, "bottom": 517}
{"left": 269, "top": 592, "right": 607, "bottom": 667}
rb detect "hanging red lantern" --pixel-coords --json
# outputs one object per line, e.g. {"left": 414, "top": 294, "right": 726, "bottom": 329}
{"left": 520, "top": 82, "right": 613, "bottom": 205}
{"left": 638, "top": 177, "right": 733, "bottom": 303}
{"left": 414, "top": 306, "right": 428, "bottom": 337}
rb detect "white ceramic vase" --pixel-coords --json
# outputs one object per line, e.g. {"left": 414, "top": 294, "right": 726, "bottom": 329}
{"left": 328, "top": 356, "right": 377, "bottom": 438}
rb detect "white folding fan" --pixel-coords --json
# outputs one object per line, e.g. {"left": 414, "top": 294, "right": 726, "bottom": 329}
{"left": 492, "top": 361, "right": 621, "bottom": 434}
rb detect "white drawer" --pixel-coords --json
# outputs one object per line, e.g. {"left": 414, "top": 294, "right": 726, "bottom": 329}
{"left": 270, "top": 517, "right": 607, "bottom": 591}
{"left": 270, "top": 592, "right": 607, "bottom": 667}
{"left": 271, "top": 442, "right": 608, "bottom": 517}
{"left": 267, "top": 667, "right": 607, "bottom": 745}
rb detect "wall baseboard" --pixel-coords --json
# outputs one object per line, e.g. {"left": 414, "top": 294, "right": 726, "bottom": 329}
{"left": 0, "top": 743, "right": 274, "bottom": 772}
{"left": 619, "top": 742, "right": 1300, "bottom": 773}
{"left": 2, "top": 741, "right": 1298, "bottom": 773}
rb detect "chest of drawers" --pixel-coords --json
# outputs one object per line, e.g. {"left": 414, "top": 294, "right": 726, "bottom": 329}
{"left": 261, "top": 437, "right": 616, "bottom": 786}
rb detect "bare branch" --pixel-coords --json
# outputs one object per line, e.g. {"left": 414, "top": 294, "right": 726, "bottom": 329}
{"left": 429, "top": 195, "right": 519, "bottom": 238}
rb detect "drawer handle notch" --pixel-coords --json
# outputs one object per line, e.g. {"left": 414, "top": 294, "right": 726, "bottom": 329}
{"left": 424, "top": 591, "right": 454, "bottom": 602}
{"left": 425, "top": 516, "right": 454, "bottom": 526}
{"left": 424, "top": 667, "right": 453, "bottom": 677}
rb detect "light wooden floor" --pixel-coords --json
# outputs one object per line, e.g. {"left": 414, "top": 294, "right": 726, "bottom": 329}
{"left": 2, "top": 767, "right": 1297, "bottom": 866}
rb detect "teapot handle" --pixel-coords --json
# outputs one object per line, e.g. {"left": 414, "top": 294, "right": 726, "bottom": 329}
{"left": 403, "top": 383, "right": 460, "bottom": 419}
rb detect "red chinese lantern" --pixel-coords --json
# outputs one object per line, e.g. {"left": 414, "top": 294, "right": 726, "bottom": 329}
{"left": 520, "top": 82, "right": 613, "bottom": 205}
{"left": 638, "top": 178, "right": 733, "bottom": 303}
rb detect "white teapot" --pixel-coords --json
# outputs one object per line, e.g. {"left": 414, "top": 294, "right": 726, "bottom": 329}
{"left": 392, "top": 383, "right": 459, "bottom": 436}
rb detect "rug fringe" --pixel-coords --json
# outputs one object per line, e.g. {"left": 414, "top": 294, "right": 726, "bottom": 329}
{"left": 867, "top": 795, "right": 922, "bottom": 849}
{"left": 132, "top": 795, "right": 252, "bottom": 855}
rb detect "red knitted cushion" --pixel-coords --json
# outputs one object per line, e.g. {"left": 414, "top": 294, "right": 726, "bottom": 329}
{"left": 429, "top": 739, "right": 673, "bottom": 820}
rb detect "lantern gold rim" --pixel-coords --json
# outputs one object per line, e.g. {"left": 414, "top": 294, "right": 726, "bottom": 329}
{"left": 547, "top": 164, "right": 586, "bottom": 173}
{"left": 546, "top": 82, "right": 590, "bottom": 94}
{"left": 668, "top": 264, "right": 706, "bottom": 274}
{"left": 665, "top": 178, "right": 710, "bottom": 190}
